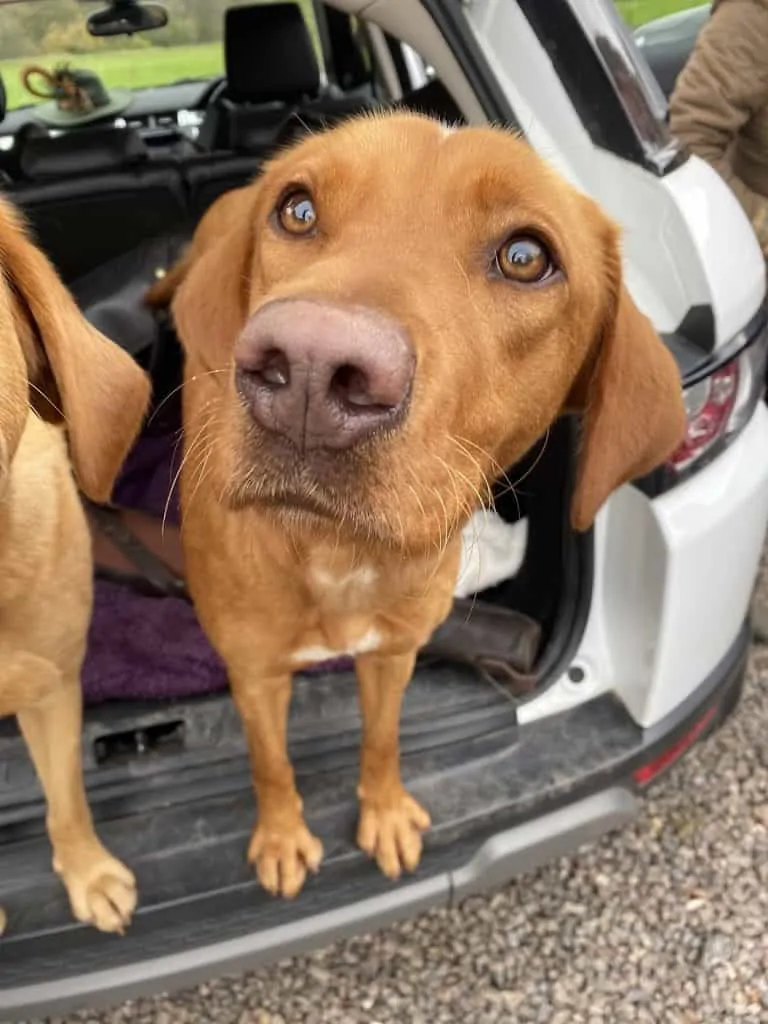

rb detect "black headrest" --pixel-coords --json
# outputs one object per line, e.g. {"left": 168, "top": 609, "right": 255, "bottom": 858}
{"left": 225, "top": 3, "right": 320, "bottom": 104}
{"left": 0, "top": 72, "right": 6, "bottom": 124}
{"left": 19, "top": 126, "right": 148, "bottom": 181}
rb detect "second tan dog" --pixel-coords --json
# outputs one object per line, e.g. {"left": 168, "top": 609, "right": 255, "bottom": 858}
{"left": 0, "top": 199, "right": 150, "bottom": 932}
{"left": 150, "top": 112, "right": 686, "bottom": 898}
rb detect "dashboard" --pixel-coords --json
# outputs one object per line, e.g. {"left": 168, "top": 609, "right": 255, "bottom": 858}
{"left": 0, "top": 78, "right": 218, "bottom": 155}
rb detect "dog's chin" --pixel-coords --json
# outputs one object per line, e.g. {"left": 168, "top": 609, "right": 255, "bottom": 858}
{"left": 226, "top": 479, "right": 401, "bottom": 545}
{"left": 247, "top": 488, "right": 338, "bottom": 525}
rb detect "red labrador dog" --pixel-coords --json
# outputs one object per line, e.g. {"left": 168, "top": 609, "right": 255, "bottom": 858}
{"left": 148, "top": 112, "right": 685, "bottom": 898}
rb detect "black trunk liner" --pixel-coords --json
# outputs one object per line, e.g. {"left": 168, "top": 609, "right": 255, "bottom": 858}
{"left": 0, "top": 683, "right": 644, "bottom": 956}
{"left": 0, "top": 661, "right": 524, "bottom": 937}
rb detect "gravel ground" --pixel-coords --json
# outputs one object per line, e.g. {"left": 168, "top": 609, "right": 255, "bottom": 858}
{"left": 37, "top": 595, "right": 768, "bottom": 1024}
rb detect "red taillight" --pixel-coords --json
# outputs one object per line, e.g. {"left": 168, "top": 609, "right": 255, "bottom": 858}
{"left": 654, "top": 320, "right": 768, "bottom": 492}
{"left": 670, "top": 361, "right": 740, "bottom": 471}
{"left": 633, "top": 704, "right": 718, "bottom": 787}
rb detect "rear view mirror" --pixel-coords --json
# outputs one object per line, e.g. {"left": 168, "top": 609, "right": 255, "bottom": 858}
{"left": 87, "top": 0, "right": 168, "bottom": 37}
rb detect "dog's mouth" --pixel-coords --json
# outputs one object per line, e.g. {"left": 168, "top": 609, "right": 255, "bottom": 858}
{"left": 224, "top": 426, "right": 405, "bottom": 543}
{"left": 227, "top": 439, "right": 359, "bottom": 517}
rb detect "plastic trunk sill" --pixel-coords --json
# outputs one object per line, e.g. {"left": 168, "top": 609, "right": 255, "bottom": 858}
{"left": 0, "top": 788, "right": 636, "bottom": 1021}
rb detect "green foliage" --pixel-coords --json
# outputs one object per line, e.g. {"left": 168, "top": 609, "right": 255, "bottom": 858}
{"left": 41, "top": 21, "right": 107, "bottom": 55}
{"left": 614, "top": 0, "right": 707, "bottom": 27}
{"left": 3, "top": 42, "right": 222, "bottom": 109}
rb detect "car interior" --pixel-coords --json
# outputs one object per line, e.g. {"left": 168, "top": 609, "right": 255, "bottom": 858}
{"left": 0, "top": 4, "right": 462, "bottom": 279}
{"left": 0, "top": 0, "right": 589, "bottom": 956}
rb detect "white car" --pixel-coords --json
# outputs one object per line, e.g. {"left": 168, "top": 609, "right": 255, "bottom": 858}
{"left": 0, "top": 0, "right": 766, "bottom": 1017}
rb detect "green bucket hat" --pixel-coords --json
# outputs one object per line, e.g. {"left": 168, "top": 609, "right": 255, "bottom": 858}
{"left": 21, "top": 63, "right": 132, "bottom": 127}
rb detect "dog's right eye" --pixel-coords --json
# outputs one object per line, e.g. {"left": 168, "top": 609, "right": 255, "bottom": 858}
{"left": 276, "top": 189, "right": 317, "bottom": 236}
{"left": 495, "top": 235, "right": 556, "bottom": 284}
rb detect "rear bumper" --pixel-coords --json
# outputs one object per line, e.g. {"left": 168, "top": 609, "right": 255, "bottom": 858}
{"left": 0, "top": 621, "right": 748, "bottom": 1020}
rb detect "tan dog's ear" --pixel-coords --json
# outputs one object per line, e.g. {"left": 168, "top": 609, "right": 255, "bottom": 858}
{"left": 0, "top": 279, "right": 30, "bottom": 494}
{"left": 569, "top": 228, "right": 686, "bottom": 531}
{"left": 169, "top": 188, "right": 258, "bottom": 366}
{"left": 0, "top": 199, "right": 151, "bottom": 503}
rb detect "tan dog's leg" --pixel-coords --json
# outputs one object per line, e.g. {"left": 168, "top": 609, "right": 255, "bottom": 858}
{"left": 16, "top": 675, "right": 137, "bottom": 933}
{"left": 355, "top": 652, "right": 431, "bottom": 878}
{"left": 233, "top": 673, "right": 323, "bottom": 898}
{"left": 0, "top": 649, "right": 63, "bottom": 938}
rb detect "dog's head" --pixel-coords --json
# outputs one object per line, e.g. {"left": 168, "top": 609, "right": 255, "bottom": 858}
{"left": 167, "top": 113, "right": 685, "bottom": 550}
{"left": 0, "top": 198, "right": 151, "bottom": 502}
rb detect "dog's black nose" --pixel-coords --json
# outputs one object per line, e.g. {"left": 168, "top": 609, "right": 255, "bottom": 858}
{"left": 234, "top": 299, "right": 414, "bottom": 451}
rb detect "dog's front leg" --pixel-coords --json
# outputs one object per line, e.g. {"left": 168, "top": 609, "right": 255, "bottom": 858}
{"left": 16, "top": 671, "right": 137, "bottom": 934}
{"left": 232, "top": 673, "right": 323, "bottom": 898}
{"left": 355, "top": 651, "right": 431, "bottom": 879}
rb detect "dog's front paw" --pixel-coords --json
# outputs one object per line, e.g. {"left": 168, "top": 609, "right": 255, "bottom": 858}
{"left": 54, "top": 845, "right": 137, "bottom": 934}
{"left": 357, "top": 787, "right": 431, "bottom": 879}
{"left": 248, "top": 819, "right": 323, "bottom": 898}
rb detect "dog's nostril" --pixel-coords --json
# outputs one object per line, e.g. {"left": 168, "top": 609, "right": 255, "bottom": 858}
{"left": 256, "top": 348, "right": 291, "bottom": 388}
{"left": 331, "top": 364, "right": 373, "bottom": 407}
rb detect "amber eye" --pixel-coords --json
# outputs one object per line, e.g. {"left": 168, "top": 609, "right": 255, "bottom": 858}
{"left": 276, "top": 189, "right": 317, "bottom": 235}
{"left": 495, "top": 235, "right": 554, "bottom": 283}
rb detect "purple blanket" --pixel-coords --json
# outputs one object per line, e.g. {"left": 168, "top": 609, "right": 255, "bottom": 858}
{"left": 112, "top": 429, "right": 182, "bottom": 525}
{"left": 82, "top": 431, "right": 351, "bottom": 705}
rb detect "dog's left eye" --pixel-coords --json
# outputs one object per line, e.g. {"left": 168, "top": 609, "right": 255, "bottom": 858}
{"left": 276, "top": 189, "right": 317, "bottom": 236}
{"left": 495, "top": 235, "right": 555, "bottom": 283}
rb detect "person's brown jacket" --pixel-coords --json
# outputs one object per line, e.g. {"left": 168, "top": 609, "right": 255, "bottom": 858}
{"left": 669, "top": 0, "right": 768, "bottom": 248}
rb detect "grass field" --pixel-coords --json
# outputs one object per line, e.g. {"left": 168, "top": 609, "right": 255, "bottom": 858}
{"left": 615, "top": 0, "right": 706, "bottom": 26}
{"left": 2, "top": 41, "right": 223, "bottom": 110}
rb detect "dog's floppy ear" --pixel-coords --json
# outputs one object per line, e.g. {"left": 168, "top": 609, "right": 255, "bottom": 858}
{"left": 0, "top": 274, "right": 30, "bottom": 495}
{"left": 167, "top": 187, "right": 258, "bottom": 366}
{"left": 569, "top": 224, "right": 686, "bottom": 531}
{"left": 0, "top": 198, "right": 151, "bottom": 503}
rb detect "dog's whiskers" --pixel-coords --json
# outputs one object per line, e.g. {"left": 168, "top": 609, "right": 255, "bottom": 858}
{"left": 451, "top": 434, "right": 514, "bottom": 496}
{"left": 493, "top": 428, "right": 551, "bottom": 505}
{"left": 147, "top": 368, "right": 229, "bottom": 427}
{"left": 164, "top": 411, "right": 217, "bottom": 534}
{"left": 27, "top": 381, "right": 65, "bottom": 420}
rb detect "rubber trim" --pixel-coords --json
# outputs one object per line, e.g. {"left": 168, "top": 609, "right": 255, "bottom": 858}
{"left": 524, "top": 419, "right": 595, "bottom": 689}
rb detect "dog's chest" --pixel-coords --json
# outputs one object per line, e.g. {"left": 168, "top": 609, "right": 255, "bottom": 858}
{"left": 290, "top": 560, "right": 383, "bottom": 667}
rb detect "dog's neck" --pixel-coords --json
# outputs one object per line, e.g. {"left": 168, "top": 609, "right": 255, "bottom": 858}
{"left": 256, "top": 501, "right": 464, "bottom": 576}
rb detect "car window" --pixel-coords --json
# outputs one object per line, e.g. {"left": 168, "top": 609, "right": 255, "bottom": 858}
{"left": 0, "top": 0, "right": 320, "bottom": 110}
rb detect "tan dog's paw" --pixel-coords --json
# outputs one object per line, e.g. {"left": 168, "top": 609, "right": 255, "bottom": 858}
{"left": 54, "top": 848, "right": 137, "bottom": 934}
{"left": 357, "top": 788, "right": 431, "bottom": 879}
{"left": 248, "top": 820, "right": 323, "bottom": 898}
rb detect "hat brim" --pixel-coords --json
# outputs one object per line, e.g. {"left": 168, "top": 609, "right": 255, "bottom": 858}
{"left": 31, "top": 88, "right": 133, "bottom": 127}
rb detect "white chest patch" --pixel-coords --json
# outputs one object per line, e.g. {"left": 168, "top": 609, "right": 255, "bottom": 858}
{"left": 291, "top": 627, "right": 382, "bottom": 667}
